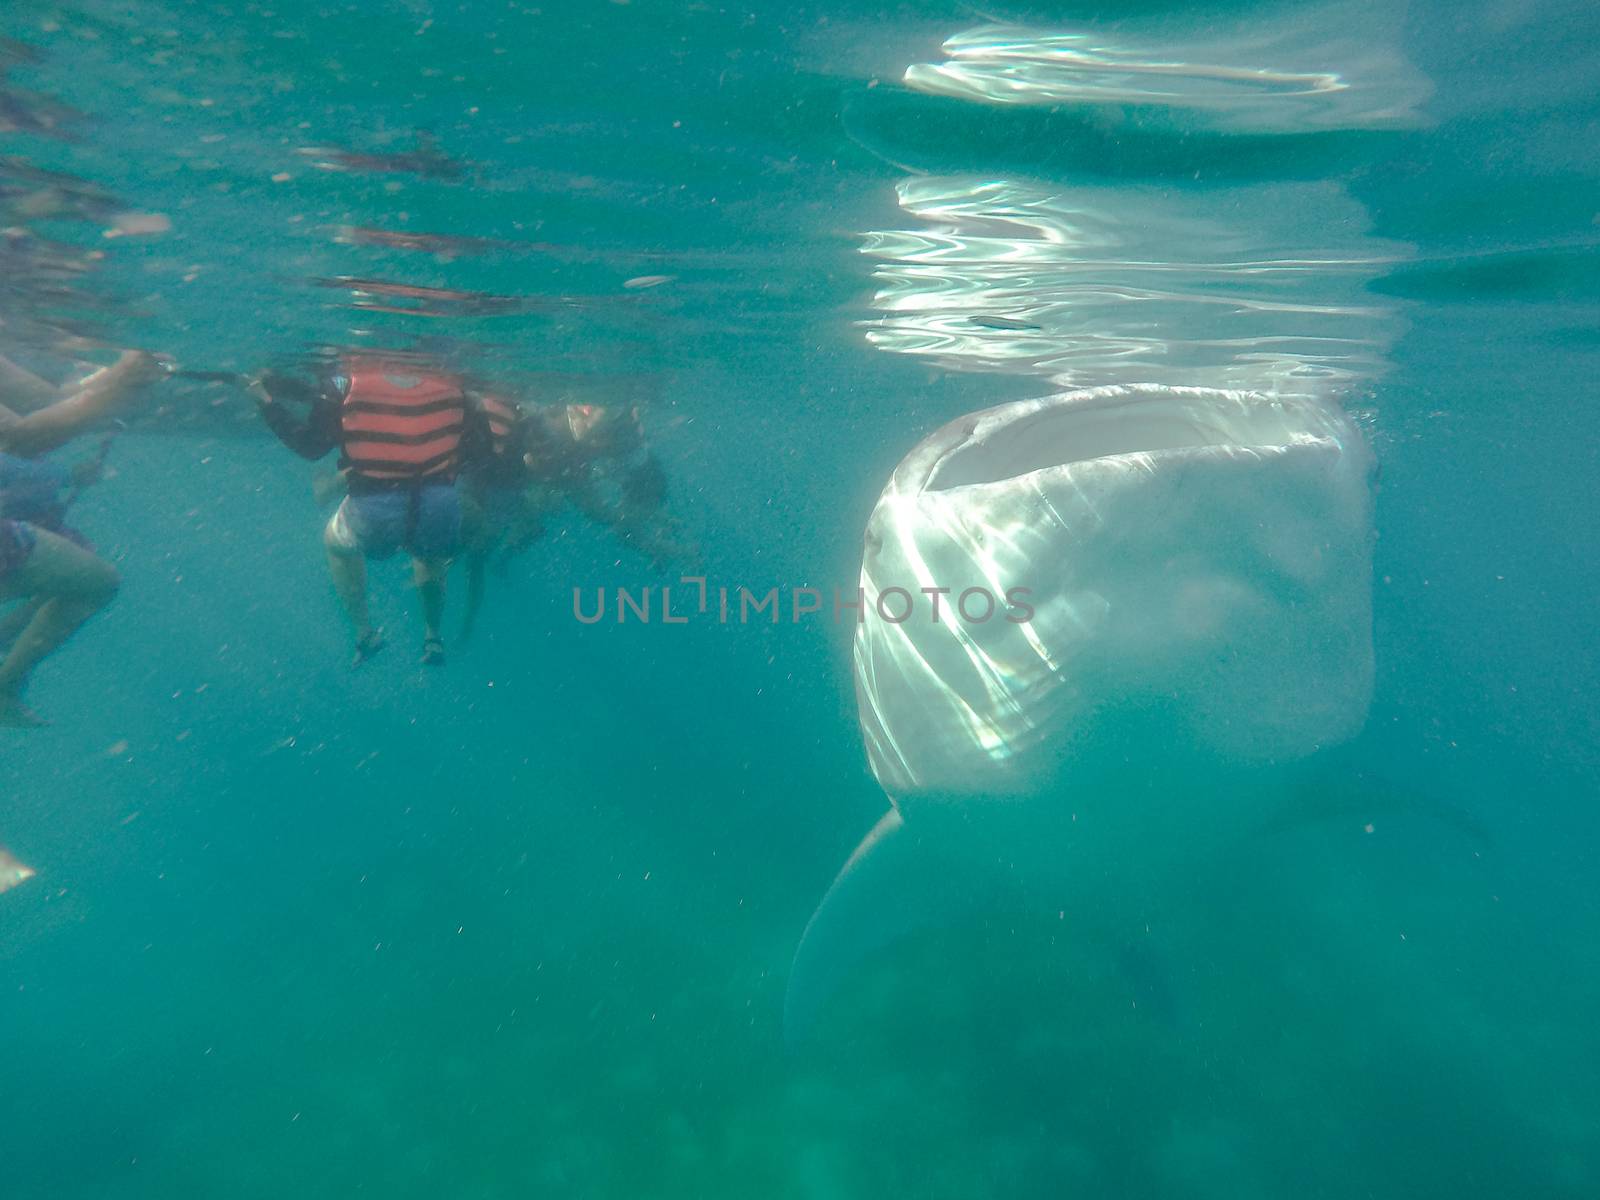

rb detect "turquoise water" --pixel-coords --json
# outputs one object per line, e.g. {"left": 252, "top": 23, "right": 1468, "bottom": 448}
{"left": 3, "top": 1, "right": 1598, "bottom": 1196}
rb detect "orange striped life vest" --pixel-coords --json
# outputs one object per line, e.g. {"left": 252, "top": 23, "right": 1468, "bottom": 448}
{"left": 340, "top": 368, "right": 465, "bottom": 481}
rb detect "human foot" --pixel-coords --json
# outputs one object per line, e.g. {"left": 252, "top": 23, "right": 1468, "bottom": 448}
{"left": 351, "top": 628, "right": 387, "bottom": 667}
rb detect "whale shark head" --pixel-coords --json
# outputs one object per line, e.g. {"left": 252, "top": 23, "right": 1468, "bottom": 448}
{"left": 787, "top": 384, "right": 1376, "bottom": 1040}
{"left": 855, "top": 383, "right": 1376, "bottom": 804}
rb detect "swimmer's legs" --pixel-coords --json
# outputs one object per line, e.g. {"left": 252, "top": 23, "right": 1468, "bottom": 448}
{"left": 413, "top": 556, "right": 449, "bottom": 649}
{"left": 0, "top": 598, "right": 45, "bottom": 652}
{"left": 323, "top": 516, "right": 378, "bottom": 655}
{"left": 0, "top": 529, "right": 120, "bottom": 725}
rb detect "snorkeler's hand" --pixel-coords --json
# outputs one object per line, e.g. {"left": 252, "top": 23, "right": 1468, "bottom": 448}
{"left": 113, "top": 349, "right": 164, "bottom": 386}
{"left": 246, "top": 372, "right": 276, "bottom": 408}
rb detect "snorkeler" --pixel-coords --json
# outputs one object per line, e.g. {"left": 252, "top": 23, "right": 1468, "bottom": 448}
{"left": 457, "top": 398, "right": 699, "bottom": 639}
{"left": 252, "top": 356, "right": 489, "bottom": 667}
{"left": 525, "top": 402, "right": 700, "bottom": 570}
{"left": 0, "top": 348, "right": 159, "bottom": 726}
{"left": 0, "top": 437, "right": 122, "bottom": 726}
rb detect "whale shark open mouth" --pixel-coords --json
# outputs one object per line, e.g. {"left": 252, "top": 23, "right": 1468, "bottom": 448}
{"left": 918, "top": 384, "right": 1357, "bottom": 494}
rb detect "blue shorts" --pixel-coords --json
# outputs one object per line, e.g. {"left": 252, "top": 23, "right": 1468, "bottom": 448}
{"left": 327, "top": 481, "right": 462, "bottom": 560}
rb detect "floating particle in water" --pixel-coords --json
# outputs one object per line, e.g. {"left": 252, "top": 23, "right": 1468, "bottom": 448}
{"left": 103, "top": 211, "right": 172, "bottom": 238}
{"left": 623, "top": 274, "right": 675, "bottom": 289}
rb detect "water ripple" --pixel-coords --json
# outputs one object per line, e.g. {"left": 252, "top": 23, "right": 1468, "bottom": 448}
{"left": 862, "top": 176, "right": 1411, "bottom": 397}
{"left": 903, "top": 11, "right": 1432, "bottom": 133}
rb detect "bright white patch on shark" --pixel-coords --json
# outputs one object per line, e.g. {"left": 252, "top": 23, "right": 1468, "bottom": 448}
{"left": 855, "top": 384, "right": 1375, "bottom": 800}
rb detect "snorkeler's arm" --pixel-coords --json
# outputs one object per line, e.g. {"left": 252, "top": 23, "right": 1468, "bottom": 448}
{"left": 0, "top": 350, "right": 159, "bottom": 458}
{"left": 0, "top": 354, "right": 64, "bottom": 407}
{"left": 253, "top": 370, "right": 341, "bottom": 460}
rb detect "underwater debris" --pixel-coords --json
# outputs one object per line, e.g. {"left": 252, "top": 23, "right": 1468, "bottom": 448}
{"left": 296, "top": 131, "right": 465, "bottom": 180}
{"left": 102, "top": 211, "right": 172, "bottom": 239}
{"left": 332, "top": 225, "right": 512, "bottom": 257}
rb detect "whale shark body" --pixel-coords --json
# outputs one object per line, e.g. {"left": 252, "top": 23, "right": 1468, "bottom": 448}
{"left": 786, "top": 383, "right": 1377, "bottom": 1038}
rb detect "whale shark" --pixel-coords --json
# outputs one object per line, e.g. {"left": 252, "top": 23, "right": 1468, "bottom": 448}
{"left": 785, "top": 382, "right": 1377, "bottom": 1039}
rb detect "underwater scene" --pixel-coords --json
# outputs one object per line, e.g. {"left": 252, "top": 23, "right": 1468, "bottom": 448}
{"left": 1, "top": 1, "right": 1597, "bottom": 1196}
